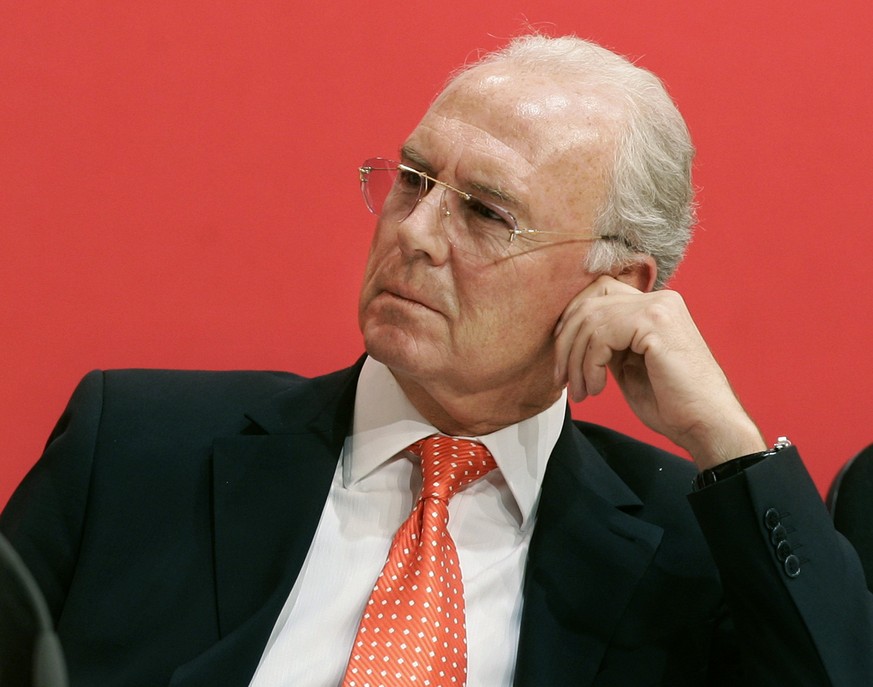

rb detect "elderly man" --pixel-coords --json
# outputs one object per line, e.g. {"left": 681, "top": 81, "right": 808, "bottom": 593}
{"left": 2, "top": 34, "right": 871, "bottom": 687}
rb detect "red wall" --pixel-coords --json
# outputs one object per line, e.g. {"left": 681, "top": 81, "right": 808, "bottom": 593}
{"left": 2, "top": 1, "right": 872, "bottom": 507}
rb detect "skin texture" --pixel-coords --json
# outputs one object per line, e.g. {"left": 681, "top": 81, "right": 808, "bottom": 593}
{"left": 358, "top": 63, "right": 764, "bottom": 468}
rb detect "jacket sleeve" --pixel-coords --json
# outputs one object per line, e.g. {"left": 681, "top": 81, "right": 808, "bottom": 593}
{"left": 0, "top": 370, "right": 105, "bottom": 622}
{"left": 688, "top": 447, "right": 873, "bottom": 686}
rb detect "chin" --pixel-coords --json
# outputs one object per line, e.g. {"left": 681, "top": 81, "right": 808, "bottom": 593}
{"left": 362, "top": 323, "right": 433, "bottom": 376}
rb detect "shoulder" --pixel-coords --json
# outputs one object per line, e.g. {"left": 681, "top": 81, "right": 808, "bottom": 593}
{"left": 65, "top": 366, "right": 356, "bottom": 439}
{"left": 98, "top": 368, "right": 305, "bottom": 397}
{"left": 62, "top": 369, "right": 296, "bottom": 427}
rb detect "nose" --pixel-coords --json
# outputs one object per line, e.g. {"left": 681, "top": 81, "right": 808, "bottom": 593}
{"left": 393, "top": 187, "right": 451, "bottom": 264}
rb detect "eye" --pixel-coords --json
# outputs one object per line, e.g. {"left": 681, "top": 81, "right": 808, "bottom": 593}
{"left": 466, "top": 198, "right": 513, "bottom": 227}
{"left": 397, "top": 168, "right": 423, "bottom": 191}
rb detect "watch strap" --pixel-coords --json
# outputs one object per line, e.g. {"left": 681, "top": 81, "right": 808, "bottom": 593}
{"left": 692, "top": 437, "right": 791, "bottom": 491}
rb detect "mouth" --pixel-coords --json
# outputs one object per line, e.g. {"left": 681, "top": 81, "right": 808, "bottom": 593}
{"left": 381, "top": 288, "right": 440, "bottom": 313}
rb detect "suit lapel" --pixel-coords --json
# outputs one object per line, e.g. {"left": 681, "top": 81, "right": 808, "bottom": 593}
{"left": 514, "top": 413, "right": 664, "bottom": 687}
{"left": 211, "top": 433, "right": 338, "bottom": 637}
{"left": 170, "top": 360, "right": 363, "bottom": 687}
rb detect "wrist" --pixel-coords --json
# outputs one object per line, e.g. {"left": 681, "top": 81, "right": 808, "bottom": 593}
{"left": 692, "top": 437, "right": 792, "bottom": 491}
{"left": 686, "top": 420, "right": 766, "bottom": 470}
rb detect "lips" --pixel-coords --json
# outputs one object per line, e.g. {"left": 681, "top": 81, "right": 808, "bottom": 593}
{"left": 372, "top": 273, "right": 452, "bottom": 316}
{"left": 381, "top": 287, "right": 440, "bottom": 313}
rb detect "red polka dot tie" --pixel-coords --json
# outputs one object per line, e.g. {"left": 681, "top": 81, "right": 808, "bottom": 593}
{"left": 342, "top": 435, "right": 498, "bottom": 687}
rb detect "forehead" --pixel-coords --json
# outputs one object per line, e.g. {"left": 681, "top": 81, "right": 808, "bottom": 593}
{"left": 403, "top": 64, "right": 621, "bottom": 217}
{"left": 412, "top": 65, "right": 618, "bottom": 167}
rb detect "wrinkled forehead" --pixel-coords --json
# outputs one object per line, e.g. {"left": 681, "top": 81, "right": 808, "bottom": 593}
{"left": 421, "top": 63, "right": 623, "bottom": 169}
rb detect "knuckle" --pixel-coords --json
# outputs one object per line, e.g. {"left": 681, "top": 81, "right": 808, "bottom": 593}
{"left": 646, "top": 302, "right": 672, "bottom": 325}
{"left": 646, "top": 291, "right": 684, "bottom": 324}
{"left": 655, "top": 289, "right": 685, "bottom": 308}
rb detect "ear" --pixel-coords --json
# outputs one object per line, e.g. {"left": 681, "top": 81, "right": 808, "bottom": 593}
{"left": 612, "top": 256, "right": 657, "bottom": 293}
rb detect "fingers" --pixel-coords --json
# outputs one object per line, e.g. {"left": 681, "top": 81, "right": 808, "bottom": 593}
{"left": 554, "top": 276, "right": 643, "bottom": 401}
{"left": 552, "top": 277, "right": 765, "bottom": 464}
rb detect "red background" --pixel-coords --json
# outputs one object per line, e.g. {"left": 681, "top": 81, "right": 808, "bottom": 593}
{"left": 2, "top": 2, "right": 872, "bottom": 507}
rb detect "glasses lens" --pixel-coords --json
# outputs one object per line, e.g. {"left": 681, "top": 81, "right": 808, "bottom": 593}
{"left": 441, "top": 191, "right": 517, "bottom": 258}
{"left": 361, "top": 158, "right": 424, "bottom": 219}
{"left": 360, "top": 158, "right": 520, "bottom": 261}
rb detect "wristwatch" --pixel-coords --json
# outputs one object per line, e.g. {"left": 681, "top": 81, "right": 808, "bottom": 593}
{"left": 692, "top": 437, "right": 791, "bottom": 491}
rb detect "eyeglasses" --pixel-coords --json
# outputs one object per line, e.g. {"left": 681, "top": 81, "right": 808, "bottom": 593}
{"left": 359, "top": 157, "right": 615, "bottom": 260}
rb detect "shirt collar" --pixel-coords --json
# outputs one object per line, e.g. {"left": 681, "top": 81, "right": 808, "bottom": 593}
{"left": 344, "top": 356, "right": 566, "bottom": 531}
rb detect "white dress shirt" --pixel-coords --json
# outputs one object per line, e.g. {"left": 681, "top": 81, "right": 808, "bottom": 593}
{"left": 248, "top": 357, "right": 566, "bottom": 686}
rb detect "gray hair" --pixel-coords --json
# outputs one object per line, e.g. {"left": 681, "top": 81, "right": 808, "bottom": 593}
{"left": 451, "top": 34, "right": 696, "bottom": 288}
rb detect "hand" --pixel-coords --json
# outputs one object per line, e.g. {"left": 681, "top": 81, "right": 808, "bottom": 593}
{"left": 553, "top": 276, "right": 765, "bottom": 468}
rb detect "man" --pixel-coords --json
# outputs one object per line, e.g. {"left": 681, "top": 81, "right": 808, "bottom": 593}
{"left": 2, "top": 34, "right": 871, "bottom": 687}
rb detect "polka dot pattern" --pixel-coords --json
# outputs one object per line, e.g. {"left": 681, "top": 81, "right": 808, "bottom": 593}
{"left": 342, "top": 435, "right": 497, "bottom": 687}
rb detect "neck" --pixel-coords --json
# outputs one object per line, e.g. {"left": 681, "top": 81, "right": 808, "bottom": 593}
{"left": 390, "top": 367, "right": 564, "bottom": 437}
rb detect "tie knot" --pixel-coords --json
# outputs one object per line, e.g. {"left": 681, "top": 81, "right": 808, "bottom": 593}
{"left": 408, "top": 435, "right": 497, "bottom": 502}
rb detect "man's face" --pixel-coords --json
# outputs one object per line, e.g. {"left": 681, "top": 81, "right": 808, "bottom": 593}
{"left": 358, "top": 65, "right": 619, "bottom": 414}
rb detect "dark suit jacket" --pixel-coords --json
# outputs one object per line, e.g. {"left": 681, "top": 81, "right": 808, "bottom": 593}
{"left": 2, "top": 362, "right": 871, "bottom": 686}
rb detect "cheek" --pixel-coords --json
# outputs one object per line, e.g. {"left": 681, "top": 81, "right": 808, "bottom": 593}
{"left": 359, "top": 226, "right": 392, "bottom": 294}
{"left": 363, "top": 222, "right": 388, "bottom": 267}
{"left": 505, "top": 255, "right": 596, "bottom": 331}
{"left": 452, "top": 261, "right": 551, "bottom": 345}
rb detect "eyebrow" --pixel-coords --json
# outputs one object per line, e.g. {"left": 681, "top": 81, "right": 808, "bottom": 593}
{"left": 399, "top": 145, "right": 526, "bottom": 211}
{"left": 399, "top": 145, "right": 434, "bottom": 175}
{"left": 468, "top": 180, "right": 522, "bottom": 209}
